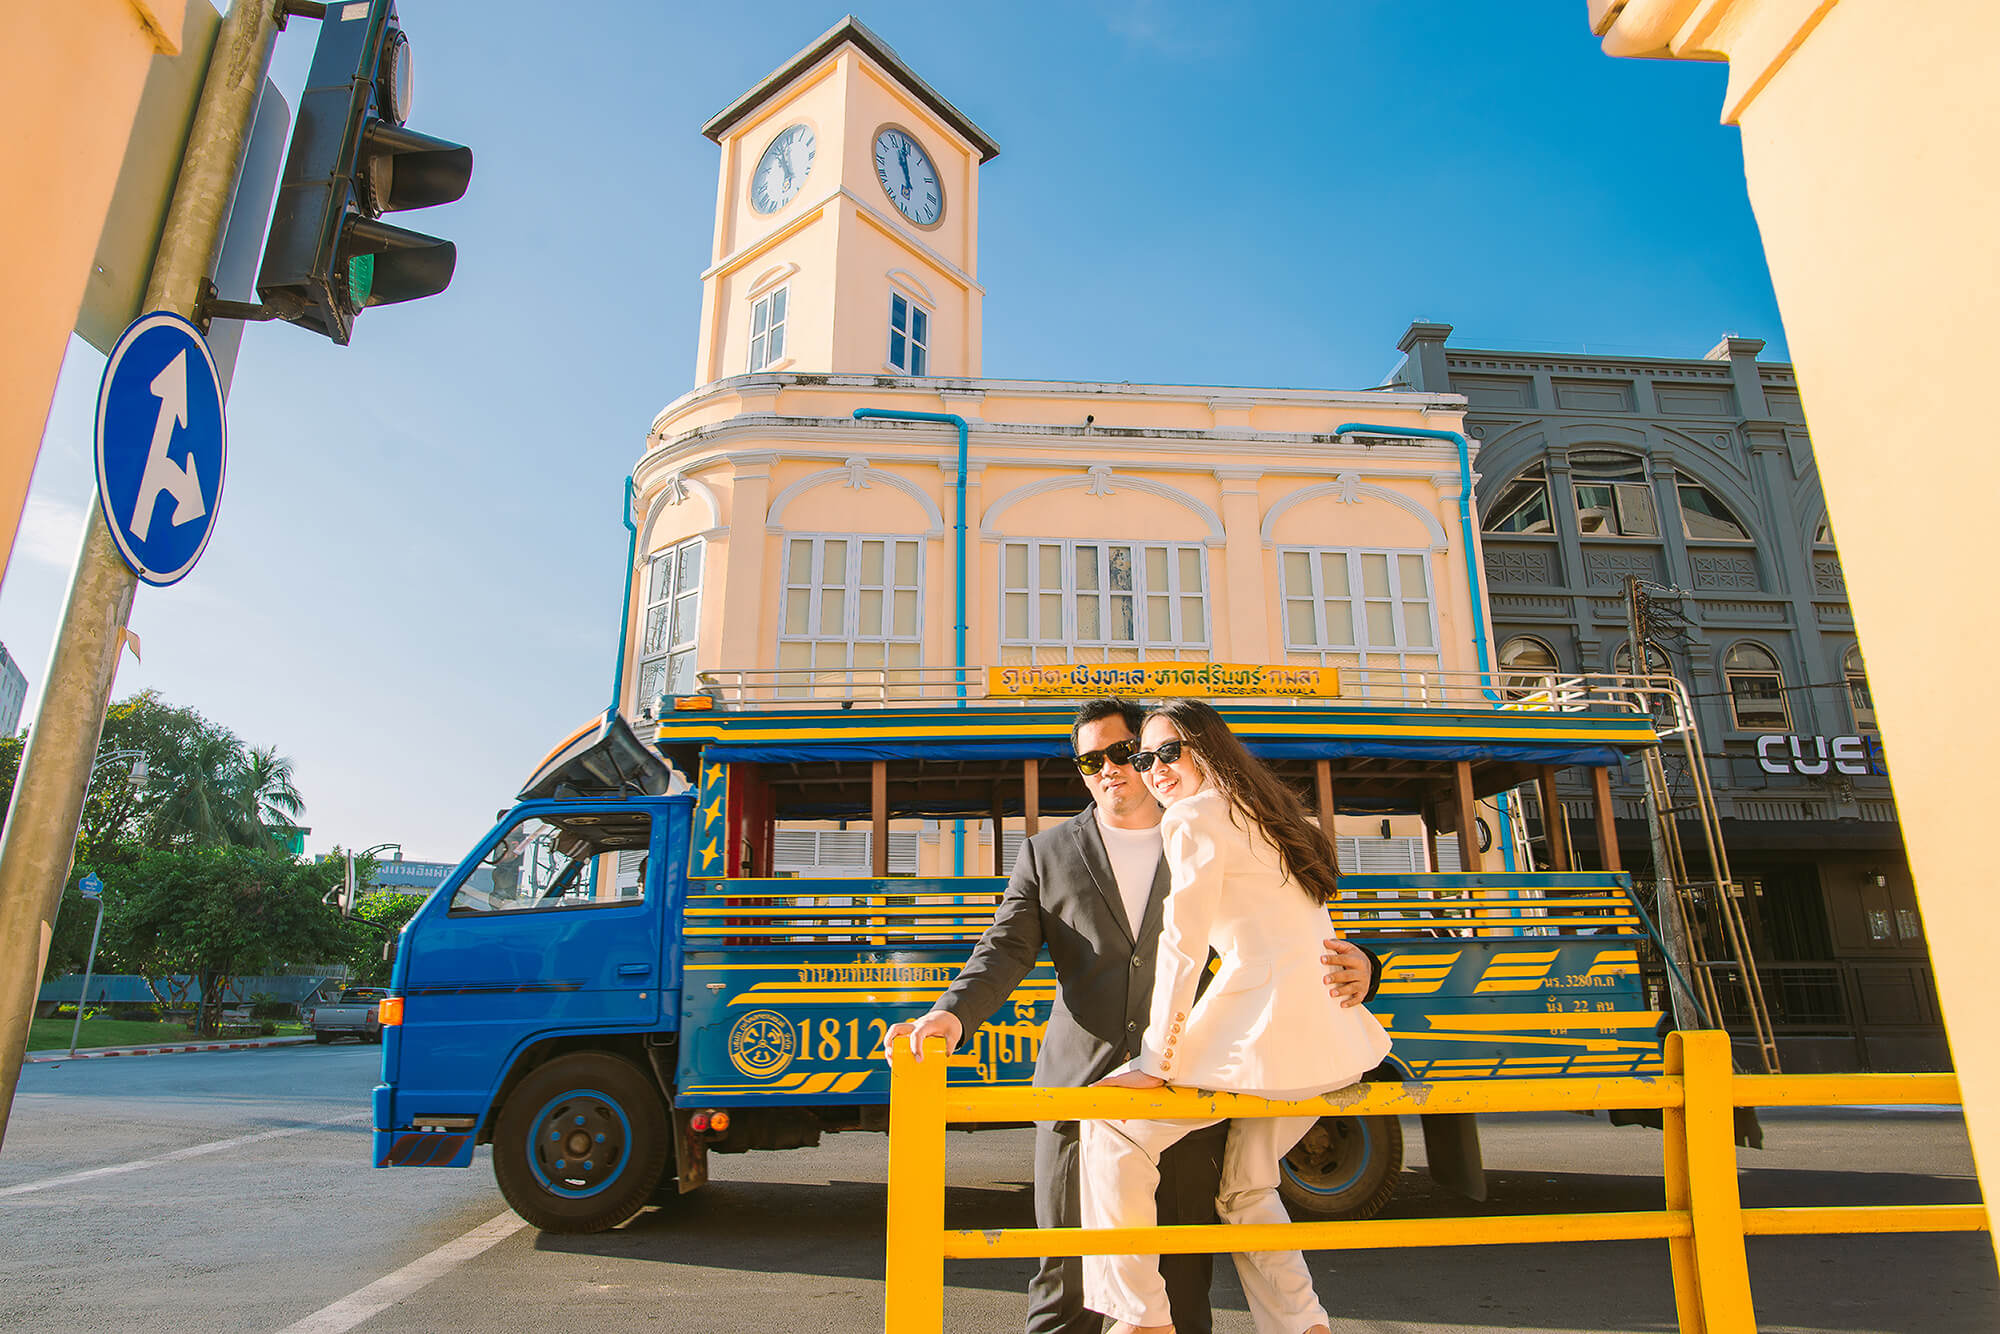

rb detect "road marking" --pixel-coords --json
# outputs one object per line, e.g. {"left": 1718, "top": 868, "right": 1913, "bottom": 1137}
{"left": 0, "top": 1111, "right": 369, "bottom": 1198}
{"left": 272, "top": 1210, "right": 527, "bottom": 1334}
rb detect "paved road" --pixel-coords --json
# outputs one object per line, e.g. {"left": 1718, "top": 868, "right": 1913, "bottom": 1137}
{"left": 2, "top": 1045, "right": 1993, "bottom": 1333}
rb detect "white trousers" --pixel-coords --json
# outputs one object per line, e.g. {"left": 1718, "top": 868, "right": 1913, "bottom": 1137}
{"left": 1079, "top": 1112, "right": 1329, "bottom": 1334}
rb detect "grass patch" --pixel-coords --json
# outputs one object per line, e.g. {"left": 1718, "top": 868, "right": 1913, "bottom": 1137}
{"left": 28, "top": 1016, "right": 309, "bottom": 1051}
{"left": 28, "top": 1017, "right": 198, "bottom": 1052}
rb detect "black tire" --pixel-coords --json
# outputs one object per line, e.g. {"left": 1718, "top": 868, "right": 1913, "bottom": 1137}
{"left": 314, "top": 1032, "right": 333, "bottom": 1045}
{"left": 491, "top": 1052, "right": 669, "bottom": 1233}
{"left": 1278, "top": 1113, "right": 1403, "bottom": 1220}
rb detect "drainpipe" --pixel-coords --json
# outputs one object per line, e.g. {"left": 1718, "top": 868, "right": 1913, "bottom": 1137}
{"left": 1334, "top": 422, "right": 1517, "bottom": 869}
{"left": 853, "top": 408, "right": 971, "bottom": 874}
{"left": 611, "top": 475, "right": 639, "bottom": 716}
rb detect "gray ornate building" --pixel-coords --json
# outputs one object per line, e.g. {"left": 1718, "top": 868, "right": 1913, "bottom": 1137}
{"left": 1393, "top": 322, "right": 1941, "bottom": 1073}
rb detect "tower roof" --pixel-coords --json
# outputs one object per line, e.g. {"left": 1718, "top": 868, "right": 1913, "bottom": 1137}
{"left": 701, "top": 15, "right": 1001, "bottom": 163}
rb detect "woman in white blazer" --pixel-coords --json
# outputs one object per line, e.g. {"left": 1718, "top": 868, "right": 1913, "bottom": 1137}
{"left": 1080, "top": 699, "right": 1392, "bottom": 1334}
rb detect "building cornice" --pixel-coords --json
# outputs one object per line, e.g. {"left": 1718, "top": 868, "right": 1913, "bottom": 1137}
{"left": 648, "top": 373, "right": 1463, "bottom": 442}
{"left": 641, "top": 416, "right": 1465, "bottom": 479}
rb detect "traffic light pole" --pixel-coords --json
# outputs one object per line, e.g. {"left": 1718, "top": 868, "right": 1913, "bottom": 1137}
{"left": 0, "top": 0, "right": 287, "bottom": 1146}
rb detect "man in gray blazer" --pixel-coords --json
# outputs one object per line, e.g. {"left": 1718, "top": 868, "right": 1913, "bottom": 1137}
{"left": 887, "top": 698, "right": 1379, "bottom": 1334}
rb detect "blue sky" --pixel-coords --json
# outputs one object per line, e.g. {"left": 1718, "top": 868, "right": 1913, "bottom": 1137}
{"left": 1, "top": 2, "right": 1779, "bottom": 861}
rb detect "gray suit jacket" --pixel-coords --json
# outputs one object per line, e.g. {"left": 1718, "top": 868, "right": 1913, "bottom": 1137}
{"left": 939, "top": 808, "right": 1172, "bottom": 1087}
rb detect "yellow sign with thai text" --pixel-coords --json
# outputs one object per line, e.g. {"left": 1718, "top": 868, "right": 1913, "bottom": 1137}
{"left": 986, "top": 662, "right": 1341, "bottom": 698}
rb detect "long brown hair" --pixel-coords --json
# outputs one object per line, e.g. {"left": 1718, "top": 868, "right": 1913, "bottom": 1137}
{"left": 1145, "top": 698, "right": 1340, "bottom": 905}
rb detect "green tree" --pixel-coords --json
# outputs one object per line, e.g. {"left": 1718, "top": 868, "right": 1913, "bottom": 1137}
{"left": 341, "top": 891, "right": 427, "bottom": 986}
{"left": 4, "top": 727, "right": 150, "bottom": 981}
{"left": 106, "top": 847, "right": 348, "bottom": 1035}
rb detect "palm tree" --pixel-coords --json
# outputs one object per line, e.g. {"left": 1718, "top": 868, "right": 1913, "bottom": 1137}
{"left": 238, "top": 745, "right": 305, "bottom": 849}
{"left": 148, "top": 725, "right": 252, "bottom": 848}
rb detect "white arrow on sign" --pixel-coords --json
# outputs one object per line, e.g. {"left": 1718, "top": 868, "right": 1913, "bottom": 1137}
{"left": 128, "top": 350, "right": 207, "bottom": 542}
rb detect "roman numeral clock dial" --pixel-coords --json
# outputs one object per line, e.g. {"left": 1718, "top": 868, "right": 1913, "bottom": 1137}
{"left": 872, "top": 127, "right": 943, "bottom": 227}
{"left": 751, "top": 123, "right": 816, "bottom": 215}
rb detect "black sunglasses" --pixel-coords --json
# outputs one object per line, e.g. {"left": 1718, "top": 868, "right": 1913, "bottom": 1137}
{"left": 1129, "top": 740, "right": 1186, "bottom": 772}
{"left": 1074, "top": 739, "right": 1141, "bottom": 776}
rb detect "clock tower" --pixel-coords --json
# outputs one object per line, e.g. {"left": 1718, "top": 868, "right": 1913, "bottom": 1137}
{"left": 692, "top": 17, "right": 999, "bottom": 387}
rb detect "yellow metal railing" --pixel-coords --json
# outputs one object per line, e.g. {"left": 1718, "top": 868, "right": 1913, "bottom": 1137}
{"left": 882, "top": 1031, "right": 1985, "bottom": 1333}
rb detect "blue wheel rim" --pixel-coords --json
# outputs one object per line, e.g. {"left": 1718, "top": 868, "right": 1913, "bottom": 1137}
{"left": 525, "top": 1087, "right": 632, "bottom": 1200}
{"left": 1281, "top": 1116, "right": 1372, "bottom": 1199}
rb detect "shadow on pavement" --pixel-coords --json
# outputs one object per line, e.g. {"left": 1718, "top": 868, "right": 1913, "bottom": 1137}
{"left": 534, "top": 1166, "right": 1997, "bottom": 1332}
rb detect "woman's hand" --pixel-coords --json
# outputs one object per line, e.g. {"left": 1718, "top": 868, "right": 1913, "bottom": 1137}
{"left": 1094, "top": 1069, "right": 1166, "bottom": 1089}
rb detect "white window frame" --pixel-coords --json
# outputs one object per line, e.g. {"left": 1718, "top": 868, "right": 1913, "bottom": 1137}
{"left": 777, "top": 533, "right": 924, "bottom": 692}
{"left": 637, "top": 537, "right": 702, "bottom": 713}
{"left": 887, "top": 290, "right": 930, "bottom": 376}
{"left": 1722, "top": 641, "right": 1792, "bottom": 732}
{"left": 1277, "top": 546, "right": 1441, "bottom": 678}
{"left": 1569, "top": 453, "right": 1658, "bottom": 540}
{"left": 750, "top": 284, "right": 788, "bottom": 372}
{"left": 1498, "top": 635, "right": 1560, "bottom": 696}
{"left": 1843, "top": 645, "right": 1876, "bottom": 733}
{"left": 1485, "top": 465, "right": 1555, "bottom": 536}
{"left": 998, "top": 539, "right": 1210, "bottom": 664}
{"left": 1676, "top": 479, "right": 1753, "bottom": 543}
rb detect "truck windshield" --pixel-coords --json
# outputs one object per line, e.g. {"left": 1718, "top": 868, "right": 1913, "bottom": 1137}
{"left": 451, "top": 812, "right": 650, "bottom": 913}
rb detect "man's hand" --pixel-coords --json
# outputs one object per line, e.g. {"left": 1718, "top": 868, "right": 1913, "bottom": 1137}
{"left": 883, "top": 1009, "right": 962, "bottom": 1062}
{"left": 1322, "top": 937, "right": 1375, "bottom": 1008}
{"left": 1094, "top": 1068, "right": 1166, "bottom": 1089}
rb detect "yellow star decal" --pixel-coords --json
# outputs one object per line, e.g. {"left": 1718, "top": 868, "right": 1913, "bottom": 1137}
{"left": 702, "top": 795, "right": 724, "bottom": 826}
{"left": 700, "top": 844, "right": 720, "bottom": 870}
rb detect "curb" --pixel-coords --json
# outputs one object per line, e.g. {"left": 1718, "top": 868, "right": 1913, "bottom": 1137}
{"left": 25, "top": 1036, "right": 317, "bottom": 1064}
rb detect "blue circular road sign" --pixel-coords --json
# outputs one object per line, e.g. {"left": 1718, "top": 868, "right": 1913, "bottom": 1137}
{"left": 95, "top": 311, "right": 226, "bottom": 587}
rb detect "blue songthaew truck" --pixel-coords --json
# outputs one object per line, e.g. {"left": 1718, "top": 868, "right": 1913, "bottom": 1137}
{"left": 374, "top": 670, "right": 1686, "bottom": 1233}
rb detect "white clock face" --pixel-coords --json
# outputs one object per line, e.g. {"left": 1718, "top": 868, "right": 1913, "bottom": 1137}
{"left": 750, "top": 123, "right": 815, "bottom": 215}
{"left": 873, "top": 127, "right": 943, "bottom": 226}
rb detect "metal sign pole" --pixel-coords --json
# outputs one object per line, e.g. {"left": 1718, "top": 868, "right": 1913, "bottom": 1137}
{"left": 0, "top": 0, "right": 283, "bottom": 1147}
{"left": 67, "top": 894, "right": 108, "bottom": 1059}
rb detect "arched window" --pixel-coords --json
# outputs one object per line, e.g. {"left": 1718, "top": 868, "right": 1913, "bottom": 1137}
{"left": 1486, "top": 464, "right": 1553, "bottom": 535}
{"left": 1498, "top": 635, "right": 1559, "bottom": 694}
{"left": 1570, "top": 451, "right": 1658, "bottom": 538}
{"left": 1677, "top": 479, "right": 1751, "bottom": 541}
{"left": 1612, "top": 642, "right": 1672, "bottom": 676}
{"left": 1723, "top": 642, "right": 1790, "bottom": 731}
{"left": 1844, "top": 645, "right": 1876, "bottom": 732}
{"left": 638, "top": 538, "right": 703, "bottom": 710}
{"left": 1814, "top": 517, "right": 1836, "bottom": 547}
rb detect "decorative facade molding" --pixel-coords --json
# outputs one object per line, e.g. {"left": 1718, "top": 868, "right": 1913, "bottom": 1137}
{"left": 744, "top": 262, "right": 798, "bottom": 297}
{"left": 1484, "top": 545, "right": 1556, "bottom": 587}
{"left": 1258, "top": 475, "right": 1451, "bottom": 552}
{"left": 1690, "top": 551, "right": 1761, "bottom": 592}
{"left": 637, "top": 470, "right": 723, "bottom": 557}
{"left": 884, "top": 267, "right": 937, "bottom": 307}
{"left": 980, "top": 469, "right": 1226, "bottom": 546}
{"left": 1582, "top": 547, "right": 1664, "bottom": 589}
{"left": 766, "top": 458, "right": 946, "bottom": 535}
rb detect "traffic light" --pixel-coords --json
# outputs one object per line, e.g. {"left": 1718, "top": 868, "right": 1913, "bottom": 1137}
{"left": 256, "top": 0, "right": 471, "bottom": 344}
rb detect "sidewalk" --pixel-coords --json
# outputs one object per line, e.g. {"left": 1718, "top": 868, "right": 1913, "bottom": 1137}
{"left": 25, "top": 1035, "right": 317, "bottom": 1063}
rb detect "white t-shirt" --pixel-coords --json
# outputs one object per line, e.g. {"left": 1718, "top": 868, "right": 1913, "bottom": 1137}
{"left": 1095, "top": 808, "right": 1164, "bottom": 934}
